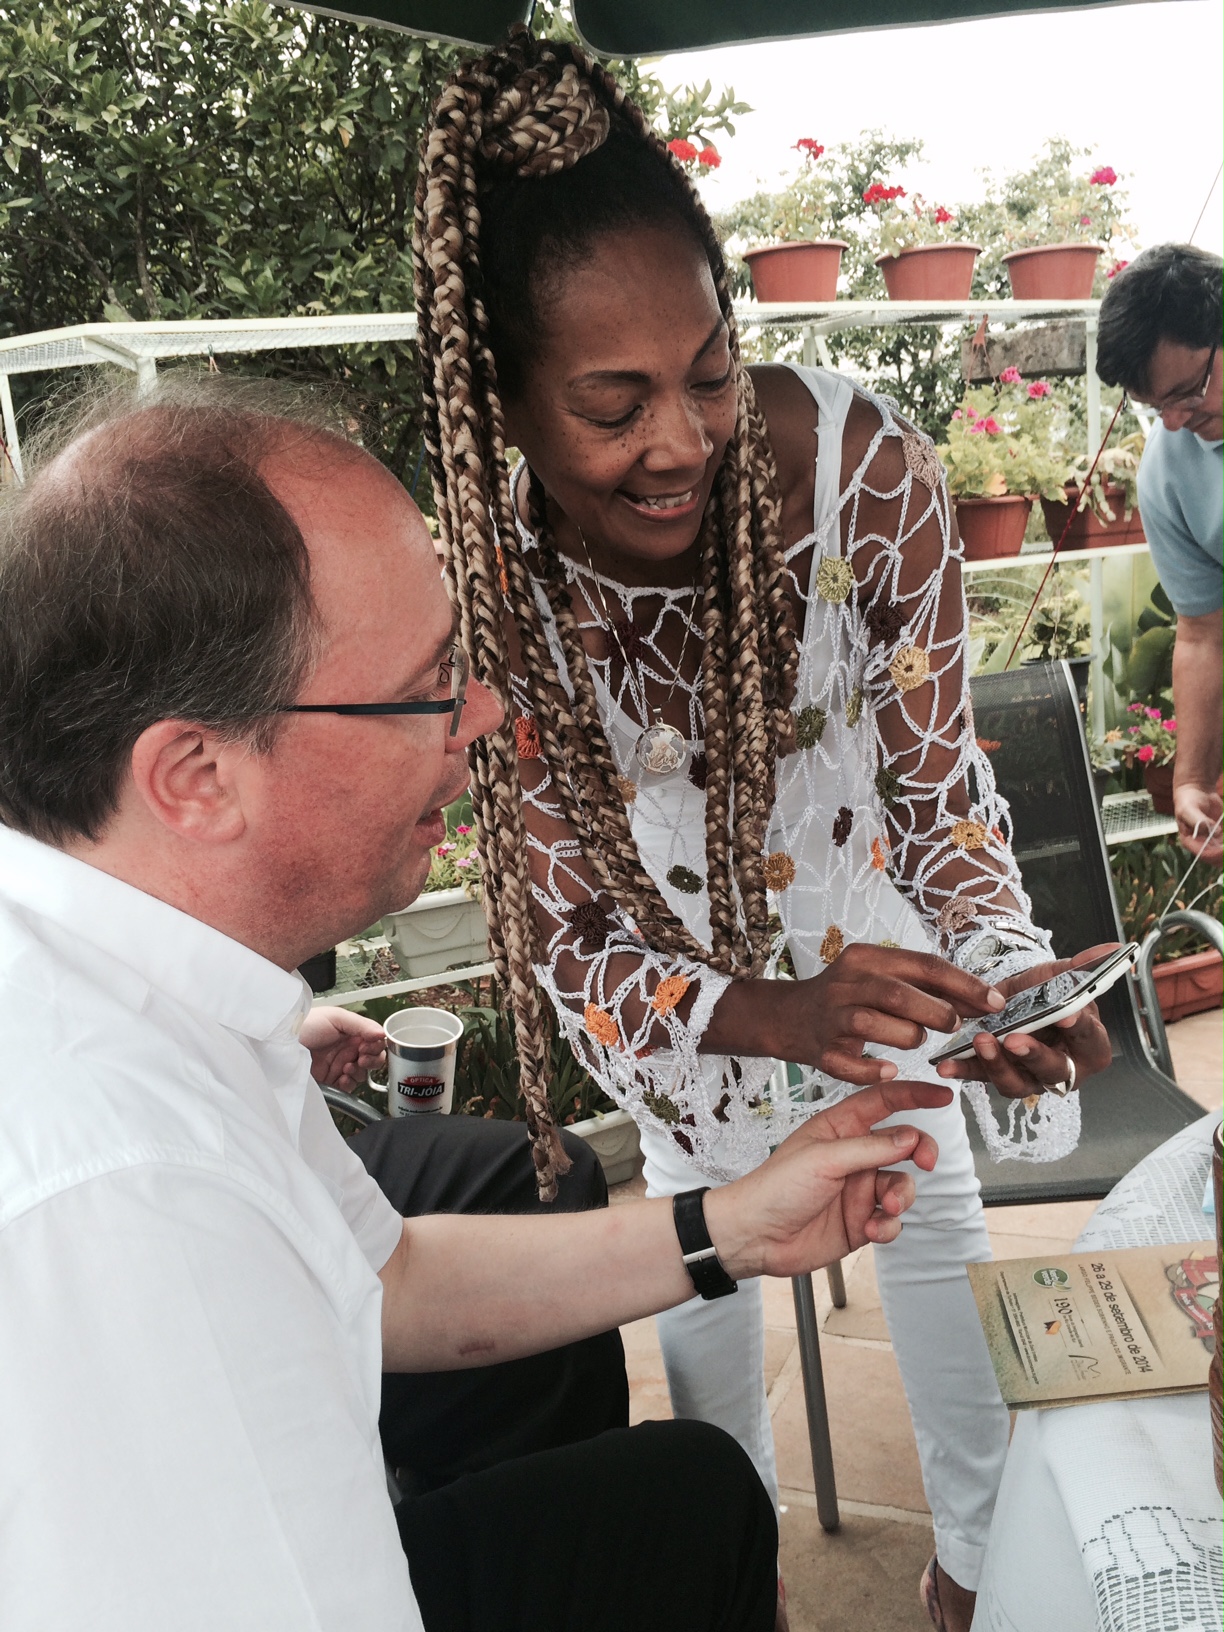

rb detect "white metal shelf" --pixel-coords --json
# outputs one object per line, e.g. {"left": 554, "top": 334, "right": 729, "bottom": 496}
{"left": 730, "top": 297, "right": 1098, "bottom": 337}
{"left": 311, "top": 936, "right": 494, "bottom": 1009}
{"left": 1100, "top": 791, "right": 1179, "bottom": 848}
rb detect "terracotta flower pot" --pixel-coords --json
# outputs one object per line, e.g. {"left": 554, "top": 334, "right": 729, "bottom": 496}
{"left": 743, "top": 239, "right": 848, "bottom": 302}
{"left": 954, "top": 495, "right": 1032, "bottom": 561}
{"left": 1002, "top": 243, "right": 1102, "bottom": 300}
{"left": 1142, "top": 758, "right": 1176, "bottom": 813}
{"left": 1150, "top": 948, "right": 1223, "bottom": 1023}
{"left": 875, "top": 243, "right": 981, "bottom": 300}
{"left": 1040, "top": 485, "right": 1146, "bottom": 550}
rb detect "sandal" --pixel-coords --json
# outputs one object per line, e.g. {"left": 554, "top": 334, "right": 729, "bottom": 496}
{"left": 919, "top": 1554, "right": 947, "bottom": 1632}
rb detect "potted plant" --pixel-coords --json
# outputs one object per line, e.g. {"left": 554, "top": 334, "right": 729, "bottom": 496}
{"left": 452, "top": 989, "right": 641, "bottom": 1185}
{"left": 938, "top": 376, "right": 1067, "bottom": 559}
{"left": 1112, "top": 837, "right": 1223, "bottom": 1022}
{"left": 1001, "top": 162, "right": 1127, "bottom": 299}
{"left": 1117, "top": 702, "right": 1179, "bottom": 813}
{"left": 867, "top": 186, "right": 981, "bottom": 300}
{"left": 1041, "top": 431, "right": 1147, "bottom": 549}
{"left": 740, "top": 139, "right": 849, "bottom": 302}
{"left": 381, "top": 809, "right": 490, "bottom": 978}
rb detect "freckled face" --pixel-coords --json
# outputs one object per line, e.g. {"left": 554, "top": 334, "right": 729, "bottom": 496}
{"left": 502, "top": 224, "right": 739, "bottom": 585}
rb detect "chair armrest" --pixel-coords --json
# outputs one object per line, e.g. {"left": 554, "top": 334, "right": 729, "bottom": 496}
{"left": 1135, "top": 910, "right": 1224, "bottom": 1078}
{"left": 320, "top": 1086, "right": 386, "bottom": 1127}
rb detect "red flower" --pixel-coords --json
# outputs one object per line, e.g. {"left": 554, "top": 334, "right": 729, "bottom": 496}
{"left": 933, "top": 206, "right": 954, "bottom": 224}
{"left": 1090, "top": 166, "right": 1117, "bottom": 186}
{"left": 981, "top": 417, "right": 1002, "bottom": 435}
{"left": 667, "top": 137, "right": 699, "bottom": 164}
{"left": 1107, "top": 259, "right": 1129, "bottom": 279}
{"left": 863, "top": 182, "right": 906, "bottom": 206}
{"left": 998, "top": 366, "right": 1022, "bottom": 385}
{"left": 795, "top": 138, "right": 825, "bottom": 159}
{"left": 1136, "top": 745, "right": 1156, "bottom": 764}
{"left": 698, "top": 145, "right": 721, "bottom": 169}
{"left": 1027, "top": 380, "right": 1051, "bottom": 398}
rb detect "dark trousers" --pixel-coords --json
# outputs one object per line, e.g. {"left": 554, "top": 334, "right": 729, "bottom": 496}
{"left": 350, "top": 1116, "right": 778, "bottom": 1632}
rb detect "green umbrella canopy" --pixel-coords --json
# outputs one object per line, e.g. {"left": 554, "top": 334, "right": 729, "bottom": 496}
{"left": 295, "top": 0, "right": 1174, "bottom": 51}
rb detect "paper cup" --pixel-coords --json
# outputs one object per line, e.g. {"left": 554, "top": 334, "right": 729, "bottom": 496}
{"left": 384, "top": 1007, "right": 464, "bottom": 1116}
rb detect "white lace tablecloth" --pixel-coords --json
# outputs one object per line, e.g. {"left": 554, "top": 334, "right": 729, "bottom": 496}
{"left": 973, "top": 1114, "right": 1223, "bottom": 1632}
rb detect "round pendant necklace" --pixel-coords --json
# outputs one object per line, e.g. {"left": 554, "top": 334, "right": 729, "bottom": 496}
{"left": 577, "top": 535, "right": 700, "bottom": 782}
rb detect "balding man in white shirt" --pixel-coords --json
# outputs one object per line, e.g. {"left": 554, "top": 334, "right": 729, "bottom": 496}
{"left": 0, "top": 378, "right": 970, "bottom": 1632}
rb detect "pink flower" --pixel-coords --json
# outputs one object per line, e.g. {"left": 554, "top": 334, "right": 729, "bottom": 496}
{"left": 967, "top": 422, "right": 985, "bottom": 434}
{"left": 456, "top": 824, "right": 472, "bottom": 834}
{"left": 1128, "top": 725, "right": 1141, "bottom": 734}
{"left": 1127, "top": 702, "right": 1144, "bottom": 712}
{"left": 1145, "top": 707, "right": 1161, "bottom": 720}
{"left": 981, "top": 417, "right": 1002, "bottom": 435}
{"left": 998, "top": 366, "right": 1022, "bottom": 384}
{"left": 667, "top": 138, "right": 698, "bottom": 164}
{"left": 1079, "top": 214, "right": 1092, "bottom": 226}
{"left": 1136, "top": 745, "right": 1156, "bottom": 763}
{"left": 698, "top": 145, "right": 721, "bottom": 169}
{"left": 934, "top": 205, "right": 954, "bottom": 224}
{"left": 795, "top": 138, "right": 825, "bottom": 159}
{"left": 1027, "top": 380, "right": 1051, "bottom": 398}
{"left": 951, "top": 409, "right": 963, "bottom": 420}
{"left": 455, "top": 854, "right": 474, "bottom": 867}
{"left": 436, "top": 842, "right": 455, "bottom": 855}
{"left": 1090, "top": 166, "right": 1117, "bottom": 186}
{"left": 1107, "top": 259, "right": 1129, "bottom": 279}
{"left": 965, "top": 406, "right": 978, "bottom": 420}
{"left": 1162, "top": 719, "right": 1177, "bottom": 731}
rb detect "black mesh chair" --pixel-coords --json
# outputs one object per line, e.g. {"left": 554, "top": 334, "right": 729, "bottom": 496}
{"left": 965, "top": 661, "right": 1204, "bottom": 1204}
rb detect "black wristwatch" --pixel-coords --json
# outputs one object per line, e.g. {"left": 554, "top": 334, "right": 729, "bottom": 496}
{"left": 672, "top": 1187, "right": 738, "bottom": 1300}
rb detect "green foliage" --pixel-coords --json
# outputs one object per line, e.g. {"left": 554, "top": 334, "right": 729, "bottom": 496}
{"left": 451, "top": 984, "right": 617, "bottom": 1124}
{"left": 971, "top": 577, "right": 1091, "bottom": 674}
{"left": 1110, "top": 837, "right": 1221, "bottom": 961}
{"left": 422, "top": 806, "right": 482, "bottom": 897}
{"left": 937, "top": 380, "right": 1067, "bottom": 501}
{"left": 874, "top": 195, "right": 965, "bottom": 259}
{"left": 1103, "top": 582, "right": 1177, "bottom": 709}
{"left": 982, "top": 138, "right": 1131, "bottom": 259}
{"left": 0, "top": 1, "right": 743, "bottom": 476}
{"left": 1063, "top": 430, "right": 1144, "bottom": 524}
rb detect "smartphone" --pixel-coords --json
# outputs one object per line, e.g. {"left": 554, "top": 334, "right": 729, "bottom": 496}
{"left": 929, "top": 943, "right": 1137, "bottom": 1066}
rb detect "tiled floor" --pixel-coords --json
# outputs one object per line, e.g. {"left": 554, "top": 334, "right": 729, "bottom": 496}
{"left": 611, "top": 1009, "right": 1223, "bottom": 1632}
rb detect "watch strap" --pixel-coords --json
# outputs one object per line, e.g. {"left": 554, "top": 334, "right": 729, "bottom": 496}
{"left": 672, "top": 1187, "right": 738, "bottom": 1300}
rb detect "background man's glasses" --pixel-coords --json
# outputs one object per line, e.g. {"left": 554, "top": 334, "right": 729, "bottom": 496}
{"left": 1129, "top": 343, "right": 1217, "bottom": 415}
{"left": 281, "top": 645, "right": 470, "bottom": 739}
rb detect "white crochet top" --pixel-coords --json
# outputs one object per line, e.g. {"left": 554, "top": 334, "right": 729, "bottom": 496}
{"left": 510, "top": 366, "right": 1081, "bottom": 1179}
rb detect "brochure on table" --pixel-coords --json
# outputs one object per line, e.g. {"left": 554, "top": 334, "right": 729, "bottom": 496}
{"left": 968, "top": 1242, "right": 1217, "bottom": 1410}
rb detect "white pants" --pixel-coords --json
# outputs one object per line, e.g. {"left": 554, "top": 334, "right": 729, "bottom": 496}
{"left": 641, "top": 1088, "right": 1010, "bottom": 1593}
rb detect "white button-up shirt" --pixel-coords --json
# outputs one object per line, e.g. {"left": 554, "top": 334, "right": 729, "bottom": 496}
{"left": 0, "top": 827, "right": 423, "bottom": 1630}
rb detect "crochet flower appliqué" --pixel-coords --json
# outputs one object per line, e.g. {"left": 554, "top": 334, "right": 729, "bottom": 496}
{"left": 846, "top": 686, "right": 864, "bottom": 727}
{"left": 583, "top": 1004, "right": 620, "bottom": 1048}
{"left": 762, "top": 851, "right": 797, "bottom": 891}
{"left": 902, "top": 431, "right": 946, "bottom": 493}
{"left": 566, "top": 901, "right": 612, "bottom": 953}
{"left": 870, "top": 836, "right": 889, "bottom": 871}
{"left": 866, "top": 599, "right": 906, "bottom": 645}
{"left": 937, "top": 896, "right": 978, "bottom": 934}
{"left": 950, "top": 819, "right": 988, "bottom": 851}
{"left": 667, "top": 864, "right": 704, "bottom": 895}
{"left": 614, "top": 774, "right": 638, "bottom": 805}
{"left": 831, "top": 806, "right": 854, "bottom": 847}
{"left": 514, "top": 714, "right": 542, "bottom": 759}
{"left": 641, "top": 1088, "right": 681, "bottom": 1126}
{"left": 815, "top": 555, "right": 855, "bottom": 604}
{"left": 794, "top": 705, "right": 827, "bottom": 750}
{"left": 820, "top": 925, "right": 845, "bottom": 964}
{"left": 651, "top": 974, "right": 691, "bottom": 1016}
{"left": 875, "top": 766, "right": 901, "bottom": 807}
{"left": 889, "top": 646, "right": 930, "bottom": 693}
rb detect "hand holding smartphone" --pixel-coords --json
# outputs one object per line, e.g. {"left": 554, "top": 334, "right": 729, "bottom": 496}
{"left": 930, "top": 944, "right": 1137, "bottom": 1067}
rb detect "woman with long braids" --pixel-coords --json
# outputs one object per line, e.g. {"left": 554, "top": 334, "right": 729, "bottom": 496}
{"left": 415, "top": 32, "right": 1110, "bottom": 1631}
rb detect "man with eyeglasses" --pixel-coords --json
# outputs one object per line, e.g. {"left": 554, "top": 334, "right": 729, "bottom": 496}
{"left": 1098, "top": 243, "right": 1223, "bottom": 863}
{"left": 0, "top": 378, "right": 956, "bottom": 1632}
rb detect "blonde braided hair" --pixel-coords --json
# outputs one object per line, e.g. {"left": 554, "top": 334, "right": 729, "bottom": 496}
{"left": 414, "top": 29, "right": 798, "bottom": 1197}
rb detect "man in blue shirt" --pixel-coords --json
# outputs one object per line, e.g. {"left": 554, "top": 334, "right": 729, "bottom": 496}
{"left": 1099, "top": 244, "right": 1223, "bottom": 863}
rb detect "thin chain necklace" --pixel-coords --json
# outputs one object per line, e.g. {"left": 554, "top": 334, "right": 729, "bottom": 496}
{"left": 576, "top": 532, "right": 701, "bottom": 782}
